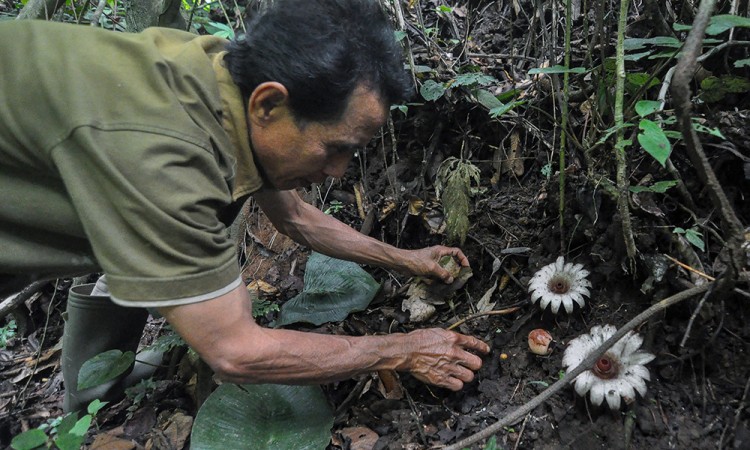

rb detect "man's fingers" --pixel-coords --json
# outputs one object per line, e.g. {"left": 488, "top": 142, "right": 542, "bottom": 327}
{"left": 455, "top": 334, "right": 491, "bottom": 354}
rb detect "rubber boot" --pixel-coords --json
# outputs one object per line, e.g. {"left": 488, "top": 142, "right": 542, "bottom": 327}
{"left": 62, "top": 284, "right": 150, "bottom": 413}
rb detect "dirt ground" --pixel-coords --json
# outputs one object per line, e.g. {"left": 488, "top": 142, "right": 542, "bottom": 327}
{"left": 2, "top": 0, "right": 750, "bottom": 449}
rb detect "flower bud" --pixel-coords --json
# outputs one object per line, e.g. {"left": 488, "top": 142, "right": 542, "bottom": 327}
{"left": 528, "top": 329, "right": 553, "bottom": 355}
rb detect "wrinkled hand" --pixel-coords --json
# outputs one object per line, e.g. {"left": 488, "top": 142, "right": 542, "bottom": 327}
{"left": 399, "top": 328, "right": 490, "bottom": 391}
{"left": 403, "top": 246, "right": 470, "bottom": 283}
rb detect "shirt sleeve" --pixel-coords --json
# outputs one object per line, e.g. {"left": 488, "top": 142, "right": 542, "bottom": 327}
{"left": 50, "top": 125, "right": 241, "bottom": 306}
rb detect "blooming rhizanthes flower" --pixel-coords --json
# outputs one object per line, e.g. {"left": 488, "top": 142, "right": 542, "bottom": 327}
{"left": 562, "top": 324, "right": 655, "bottom": 410}
{"left": 528, "top": 256, "right": 591, "bottom": 314}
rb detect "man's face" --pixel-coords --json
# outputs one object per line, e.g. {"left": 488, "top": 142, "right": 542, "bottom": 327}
{"left": 249, "top": 84, "right": 388, "bottom": 191}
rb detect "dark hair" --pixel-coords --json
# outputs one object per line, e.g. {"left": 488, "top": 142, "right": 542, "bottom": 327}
{"left": 224, "top": 0, "right": 412, "bottom": 124}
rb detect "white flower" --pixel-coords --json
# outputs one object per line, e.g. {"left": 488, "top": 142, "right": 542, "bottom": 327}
{"left": 562, "top": 324, "right": 656, "bottom": 410}
{"left": 528, "top": 256, "right": 591, "bottom": 314}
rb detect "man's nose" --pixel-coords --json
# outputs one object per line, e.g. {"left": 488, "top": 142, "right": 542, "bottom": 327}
{"left": 323, "top": 154, "right": 352, "bottom": 178}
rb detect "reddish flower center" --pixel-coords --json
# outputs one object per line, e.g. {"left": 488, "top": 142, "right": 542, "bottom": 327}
{"left": 592, "top": 354, "right": 619, "bottom": 379}
{"left": 547, "top": 276, "right": 570, "bottom": 294}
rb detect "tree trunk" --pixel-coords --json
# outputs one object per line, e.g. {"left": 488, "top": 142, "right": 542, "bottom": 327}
{"left": 15, "top": 0, "right": 66, "bottom": 20}
{"left": 124, "top": 0, "right": 187, "bottom": 33}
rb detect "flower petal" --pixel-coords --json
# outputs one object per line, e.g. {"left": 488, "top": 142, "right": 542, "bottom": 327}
{"left": 624, "top": 351, "right": 656, "bottom": 366}
{"left": 622, "top": 332, "right": 644, "bottom": 357}
{"left": 574, "top": 371, "right": 596, "bottom": 396}
{"left": 549, "top": 296, "right": 561, "bottom": 314}
{"left": 539, "top": 295, "right": 552, "bottom": 311}
{"left": 613, "top": 377, "right": 636, "bottom": 402}
{"left": 570, "top": 292, "right": 586, "bottom": 308}
{"left": 589, "top": 381, "right": 606, "bottom": 406}
{"left": 555, "top": 256, "right": 565, "bottom": 270}
{"left": 604, "top": 384, "right": 622, "bottom": 410}
{"left": 561, "top": 294, "right": 574, "bottom": 313}
{"left": 623, "top": 371, "right": 648, "bottom": 396}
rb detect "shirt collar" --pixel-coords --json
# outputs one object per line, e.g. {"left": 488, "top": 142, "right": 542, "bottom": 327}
{"left": 212, "top": 51, "right": 265, "bottom": 200}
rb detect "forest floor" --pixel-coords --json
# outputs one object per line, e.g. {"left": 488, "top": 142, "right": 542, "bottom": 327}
{"left": 2, "top": 0, "right": 750, "bottom": 449}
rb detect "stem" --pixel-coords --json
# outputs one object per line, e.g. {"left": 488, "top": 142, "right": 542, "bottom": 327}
{"left": 614, "top": 0, "right": 637, "bottom": 269}
{"left": 559, "top": 0, "right": 573, "bottom": 253}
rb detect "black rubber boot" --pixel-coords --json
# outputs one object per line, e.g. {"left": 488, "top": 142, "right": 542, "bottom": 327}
{"left": 62, "top": 284, "right": 150, "bottom": 413}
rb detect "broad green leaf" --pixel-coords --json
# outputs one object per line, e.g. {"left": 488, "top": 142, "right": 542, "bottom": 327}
{"left": 191, "top": 384, "right": 333, "bottom": 450}
{"left": 453, "top": 73, "right": 498, "bottom": 87}
{"left": 87, "top": 399, "right": 108, "bottom": 416}
{"left": 635, "top": 100, "right": 662, "bottom": 117}
{"left": 77, "top": 349, "right": 134, "bottom": 390}
{"left": 474, "top": 89, "right": 503, "bottom": 110}
{"left": 706, "top": 14, "right": 750, "bottom": 35}
{"left": 489, "top": 101, "right": 523, "bottom": 118}
{"left": 624, "top": 36, "right": 681, "bottom": 51}
{"left": 394, "top": 30, "right": 407, "bottom": 42}
{"left": 735, "top": 58, "right": 750, "bottom": 68}
{"left": 629, "top": 180, "right": 679, "bottom": 193}
{"left": 626, "top": 73, "right": 660, "bottom": 90}
{"left": 10, "top": 429, "right": 47, "bottom": 450}
{"left": 203, "top": 22, "right": 234, "bottom": 39}
{"left": 56, "top": 413, "right": 79, "bottom": 436}
{"left": 528, "top": 65, "right": 587, "bottom": 75}
{"left": 420, "top": 79, "right": 446, "bottom": 101}
{"left": 624, "top": 50, "right": 653, "bottom": 61}
{"left": 69, "top": 415, "right": 92, "bottom": 437}
{"left": 692, "top": 121, "right": 725, "bottom": 139}
{"left": 275, "top": 252, "right": 380, "bottom": 327}
{"left": 54, "top": 432, "right": 86, "bottom": 450}
{"left": 638, "top": 119, "right": 672, "bottom": 166}
{"left": 412, "top": 64, "right": 434, "bottom": 73}
{"left": 685, "top": 228, "right": 705, "bottom": 251}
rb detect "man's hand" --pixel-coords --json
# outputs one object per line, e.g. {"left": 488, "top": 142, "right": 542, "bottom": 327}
{"left": 402, "top": 246, "right": 470, "bottom": 283}
{"left": 397, "top": 328, "right": 490, "bottom": 391}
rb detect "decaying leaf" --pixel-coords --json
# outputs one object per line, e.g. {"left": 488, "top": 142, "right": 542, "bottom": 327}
{"left": 435, "top": 157, "right": 481, "bottom": 245}
{"left": 246, "top": 279, "right": 279, "bottom": 297}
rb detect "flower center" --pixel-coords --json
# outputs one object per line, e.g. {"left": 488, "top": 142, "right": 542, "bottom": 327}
{"left": 592, "top": 354, "right": 619, "bottom": 379}
{"left": 547, "top": 275, "right": 570, "bottom": 294}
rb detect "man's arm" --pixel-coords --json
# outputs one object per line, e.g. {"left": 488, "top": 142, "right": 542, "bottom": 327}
{"left": 158, "top": 284, "right": 489, "bottom": 390}
{"left": 253, "top": 188, "right": 466, "bottom": 282}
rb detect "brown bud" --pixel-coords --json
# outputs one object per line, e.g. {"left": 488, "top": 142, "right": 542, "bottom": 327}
{"left": 528, "top": 329, "right": 553, "bottom": 355}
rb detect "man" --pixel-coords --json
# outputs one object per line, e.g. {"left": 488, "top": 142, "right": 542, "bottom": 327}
{"left": 0, "top": 0, "right": 489, "bottom": 413}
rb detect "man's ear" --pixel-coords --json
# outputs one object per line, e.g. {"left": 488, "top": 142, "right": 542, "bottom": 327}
{"left": 247, "top": 82, "right": 290, "bottom": 127}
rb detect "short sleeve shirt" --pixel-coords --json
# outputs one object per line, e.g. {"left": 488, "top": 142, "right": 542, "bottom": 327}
{"left": 0, "top": 21, "right": 264, "bottom": 306}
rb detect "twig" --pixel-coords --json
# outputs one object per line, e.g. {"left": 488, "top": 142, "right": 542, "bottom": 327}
{"left": 442, "top": 282, "right": 716, "bottom": 450}
{"left": 679, "top": 282, "right": 715, "bottom": 347}
{"left": 664, "top": 254, "right": 715, "bottom": 281}
{"left": 446, "top": 306, "right": 522, "bottom": 331}
{"left": 719, "top": 370, "right": 750, "bottom": 447}
{"left": 512, "top": 413, "right": 530, "bottom": 450}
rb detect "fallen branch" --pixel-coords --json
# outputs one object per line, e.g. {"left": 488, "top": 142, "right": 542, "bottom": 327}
{"left": 0, "top": 281, "right": 48, "bottom": 321}
{"left": 443, "top": 282, "right": 713, "bottom": 450}
{"left": 446, "top": 306, "right": 522, "bottom": 331}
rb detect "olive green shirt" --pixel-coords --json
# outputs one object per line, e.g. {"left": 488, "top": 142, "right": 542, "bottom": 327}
{"left": 0, "top": 21, "right": 264, "bottom": 306}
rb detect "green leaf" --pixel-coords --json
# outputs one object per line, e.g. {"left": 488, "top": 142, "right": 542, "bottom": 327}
{"left": 596, "top": 123, "right": 634, "bottom": 145}
{"left": 394, "top": 30, "right": 407, "bottom": 42}
{"left": 87, "top": 399, "right": 107, "bottom": 416}
{"left": 191, "top": 384, "right": 333, "bottom": 450}
{"left": 629, "top": 180, "right": 679, "bottom": 193}
{"left": 626, "top": 73, "right": 660, "bottom": 90}
{"left": 685, "top": 228, "right": 705, "bottom": 251}
{"left": 692, "top": 121, "right": 725, "bottom": 139}
{"left": 69, "top": 415, "right": 92, "bottom": 437}
{"left": 735, "top": 58, "right": 750, "bottom": 68}
{"left": 453, "top": 73, "right": 498, "bottom": 87}
{"left": 275, "top": 253, "right": 381, "bottom": 327}
{"left": 420, "top": 79, "right": 446, "bottom": 101}
{"left": 54, "top": 432, "right": 86, "bottom": 450}
{"left": 624, "top": 50, "right": 653, "bottom": 61}
{"left": 489, "top": 101, "right": 524, "bottom": 118}
{"left": 706, "top": 14, "right": 750, "bottom": 35}
{"left": 11, "top": 429, "right": 48, "bottom": 450}
{"left": 474, "top": 89, "right": 503, "bottom": 110}
{"left": 56, "top": 413, "right": 79, "bottom": 435}
{"left": 635, "top": 100, "right": 662, "bottom": 117}
{"left": 637, "top": 119, "right": 672, "bottom": 166}
{"left": 624, "top": 36, "right": 681, "bottom": 51}
{"left": 203, "top": 22, "right": 234, "bottom": 39}
{"left": 77, "top": 349, "right": 135, "bottom": 390}
{"left": 412, "top": 65, "right": 434, "bottom": 74}
{"left": 528, "top": 65, "right": 587, "bottom": 75}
